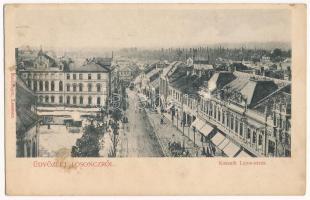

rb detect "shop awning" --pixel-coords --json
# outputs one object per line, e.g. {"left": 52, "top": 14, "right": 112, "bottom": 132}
{"left": 222, "top": 142, "right": 240, "bottom": 157}
{"left": 191, "top": 118, "right": 205, "bottom": 132}
{"left": 236, "top": 150, "right": 252, "bottom": 157}
{"left": 199, "top": 123, "right": 214, "bottom": 137}
{"left": 211, "top": 133, "right": 225, "bottom": 146}
{"left": 218, "top": 138, "right": 230, "bottom": 150}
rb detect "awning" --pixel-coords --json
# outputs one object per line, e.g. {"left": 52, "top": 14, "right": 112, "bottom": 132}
{"left": 211, "top": 133, "right": 225, "bottom": 146}
{"left": 236, "top": 150, "right": 252, "bottom": 157}
{"left": 191, "top": 118, "right": 205, "bottom": 132}
{"left": 199, "top": 123, "right": 214, "bottom": 137}
{"left": 218, "top": 138, "right": 230, "bottom": 150}
{"left": 222, "top": 142, "right": 241, "bottom": 157}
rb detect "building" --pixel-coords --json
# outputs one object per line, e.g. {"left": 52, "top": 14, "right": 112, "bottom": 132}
{"left": 16, "top": 75, "right": 40, "bottom": 157}
{"left": 159, "top": 59, "right": 214, "bottom": 135}
{"left": 16, "top": 48, "right": 115, "bottom": 114}
{"left": 196, "top": 71, "right": 291, "bottom": 157}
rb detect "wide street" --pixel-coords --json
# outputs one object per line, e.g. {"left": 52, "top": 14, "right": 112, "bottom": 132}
{"left": 118, "top": 89, "right": 164, "bottom": 157}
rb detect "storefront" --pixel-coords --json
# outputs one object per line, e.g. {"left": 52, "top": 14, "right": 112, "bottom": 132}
{"left": 210, "top": 132, "right": 241, "bottom": 157}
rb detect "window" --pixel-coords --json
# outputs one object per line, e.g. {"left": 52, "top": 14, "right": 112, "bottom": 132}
{"left": 214, "top": 105, "right": 217, "bottom": 119}
{"left": 258, "top": 134, "right": 263, "bottom": 146}
{"left": 97, "top": 74, "right": 101, "bottom": 80}
{"left": 96, "top": 84, "right": 101, "bottom": 92}
{"left": 239, "top": 123, "right": 243, "bottom": 136}
{"left": 97, "top": 97, "right": 101, "bottom": 105}
{"left": 79, "top": 83, "right": 83, "bottom": 92}
{"left": 51, "top": 81, "right": 55, "bottom": 91}
{"left": 73, "top": 74, "right": 76, "bottom": 80}
{"left": 247, "top": 128, "right": 251, "bottom": 139}
{"left": 217, "top": 109, "right": 221, "bottom": 121}
{"left": 27, "top": 79, "right": 31, "bottom": 87}
{"left": 66, "top": 96, "right": 70, "bottom": 104}
{"left": 59, "top": 81, "right": 63, "bottom": 91}
{"left": 73, "top": 84, "right": 77, "bottom": 92}
{"left": 79, "top": 96, "right": 83, "bottom": 104}
{"left": 235, "top": 119, "right": 239, "bottom": 133}
{"left": 222, "top": 111, "right": 225, "bottom": 124}
{"left": 79, "top": 74, "right": 83, "bottom": 80}
{"left": 226, "top": 113, "right": 230, "bottom": 127}
{"left": 230, "top": 116, "right": 234, "bottom": 130}
{"left": 209, "top": 103, "right": 213, "bottom": 116}
{"left": 39, "top": 81, "right": 43, "bottom": 91}
{"left": 51, "top": 96, "right": 55, "bottom": 103}
{"left": 39, "top": 96, "right": 43, "bottom": 103}
{"left": 67, "top": 84, "right": 70, "bottom": 92}
{"left": 45, "top": 81, "right": 49, "bottom": 91}
{"left": 252, "top": 131, "right": 257, "bottom": 144}
{"left": 67, "top": 74, "right": 70, "bottom": 80}
{"left": 88, "top": 96, "right": 92, "bottom": 105}
{"left": 88, "top": 83, "right": 92, "bottom": 92}
{"left": 59, "top": 96, "right": 63, "bottom": 104}
{"left": 45, "top": 96, "right": 49, "bottom": 103}
{"left": 88, "top": 74, "right": 91, "bottom": 80}
{"left": 34, "top": 81, "right": 37, "bottom": 91}
{"left": 73, "top": 96, "right": 77, "bottom": 104}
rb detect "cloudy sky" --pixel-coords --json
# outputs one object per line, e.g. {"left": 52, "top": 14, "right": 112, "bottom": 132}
{"left": 12, "top": 5, "right": 291, "bottom": 49}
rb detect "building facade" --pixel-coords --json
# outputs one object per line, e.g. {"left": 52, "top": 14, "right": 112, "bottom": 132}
{"left": 16, "top": 48, "right": 114, "bottom": 111}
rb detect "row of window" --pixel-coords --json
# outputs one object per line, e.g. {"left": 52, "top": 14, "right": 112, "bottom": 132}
{"left": 28, "top": 80, "right": 104, "bottom": 92}
{"left": 38, "top": 95, "right": 102, "bottom": 105}
{"left": 23, "top": 73, "right": 62, "bottom": 79}
{"left": 23, "top": 73, "right": 104, "bottom": 80}
{"left": 66, "top": 73, "right": 102, "bottom": 80}
{"left": 200, "top": 99, "right": 264, "bottom": 146}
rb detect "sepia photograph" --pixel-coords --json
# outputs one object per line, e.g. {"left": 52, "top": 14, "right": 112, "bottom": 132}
{"left": 15, "top": 8, "right": 292, "bottom": 158}
{"left": 4, "top": 3, "right": 306, "bottom": 196}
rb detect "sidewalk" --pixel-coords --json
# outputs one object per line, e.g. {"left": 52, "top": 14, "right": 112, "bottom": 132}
{"left": 145, "top": 109, "right": 202, "bottom": 157}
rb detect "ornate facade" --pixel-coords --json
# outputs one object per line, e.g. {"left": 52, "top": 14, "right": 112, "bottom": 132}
{"left": 16, "top": 48, "right": 113, "bottom": 110}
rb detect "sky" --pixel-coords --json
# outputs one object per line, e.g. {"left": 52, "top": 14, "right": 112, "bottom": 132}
{"left": 12, "top": 5, "right": 291, "bottom": 50}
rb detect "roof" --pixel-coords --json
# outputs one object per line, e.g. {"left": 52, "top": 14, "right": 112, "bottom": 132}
{"left": 253, "top": 84, "right": 291, "bottom": 115}
{"left": 149, "top": 78, "right": 160, "bottom": 89}
{"left": 208, "top": 72, "right": 236, "bottom": 92}
{"left": 162, "top": 61, "right": 179, "bottom": 77}
{"left": 146, "top": 68, "right": 160, "bottom": 79}
{"left": 169, "top": 67, "right": 210, "bottom": 96}
{"left": 16, "top": 76, "right": 39, "bottom": 134}
{"left": 222, "top": 77, "right": 278, "bottom": 108}
{"left": 68, "top": 62, "right": 110, "bottom": 72}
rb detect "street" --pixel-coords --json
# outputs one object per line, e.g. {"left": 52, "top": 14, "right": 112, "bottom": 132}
{"left": 118, "top": 90, "right": 164, "bottom": 157}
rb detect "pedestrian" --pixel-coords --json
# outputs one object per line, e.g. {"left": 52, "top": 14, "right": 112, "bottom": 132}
{"left": 206, "top": 147, "right": 210, "bottom": 157}
{"left": 202, "top": 147, "right": 206, "bottom": 156}
{"left": 212, "top": 145, "right": 216, "bottom": 156}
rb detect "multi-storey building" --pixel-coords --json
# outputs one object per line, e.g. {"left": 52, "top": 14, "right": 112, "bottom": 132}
{"left": 197, "top": 72, "right": 291, "bottom": 157}
{"left": 16, "top": 48, "right": 114, "bottom": 113}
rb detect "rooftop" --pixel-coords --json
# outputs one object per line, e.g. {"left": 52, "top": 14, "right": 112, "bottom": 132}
{"left": 68, "top": 62, "right": 110, "bottom": 72}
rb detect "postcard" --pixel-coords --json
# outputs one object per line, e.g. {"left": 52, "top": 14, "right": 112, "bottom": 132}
{"left": 4, "top": 3, "right": 306, "bottom": 195}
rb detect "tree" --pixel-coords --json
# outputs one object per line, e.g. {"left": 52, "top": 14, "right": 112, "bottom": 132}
{"left": 71, "top": 125, "right": 101, "bottom": 157}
